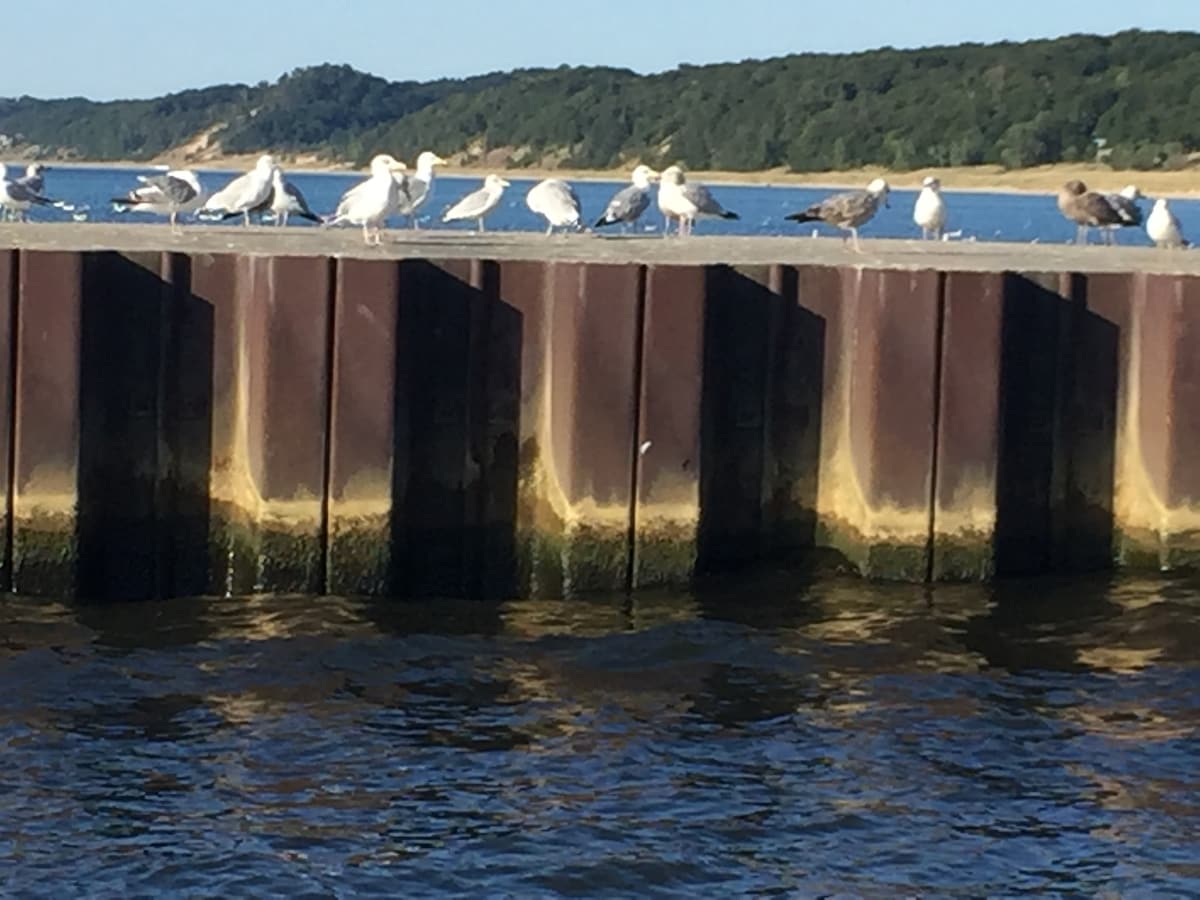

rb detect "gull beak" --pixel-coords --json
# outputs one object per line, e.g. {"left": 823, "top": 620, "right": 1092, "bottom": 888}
{"left": 648, "top": 170, "right": 661, "bottom": 183}
{"left": 499, "top": 178, "right": 511, "bottom": 188}
{"left": 434, "top": 156, "right": 448, "bottom": 166}
{"left": 390, "top": 162, "right": 407, "bottom": 172}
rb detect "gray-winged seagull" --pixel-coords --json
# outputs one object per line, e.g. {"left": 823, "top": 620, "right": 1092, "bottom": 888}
{"left": 595, "top": 165, "right": 658, "bottom": 231}
{"left": 657, "top": 165, "right": 739, "bottom": 236}
{"left": 442, "top": 174, "right": 510, "bottom": 232}
{"left": 526, "top": 178, "right": 583, "bottom": 236}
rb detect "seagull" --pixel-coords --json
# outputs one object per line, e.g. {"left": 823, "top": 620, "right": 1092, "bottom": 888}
{"left": 1057, "top": 180, "right": 1123, "bottom": 245}
{"left": 111, "top": 169, "right": 206, "bottom": 233}
{"left": 1146, "top": 198, "right": 1188, "bottom": 249}
{"left": 913, "top": 176, "right": 947, "bottom": 240}
{"left": 16, "top": 163, "right": 48, "bottom": 194}
{"left": 1101, "top": 185, "right": 1144, "bottom": 245}
{"left": 226, "top": 169, "right": 320, "bottom": 226}
{"left": 201, "top": 154, "right": 277, "bottom": 226}
{"left": 594, "top": 165, "right": 658, "bottom": 232}
{"left": 442, "top": 174, "right": 510, "bottom": 232}
{"left": 526, "top": 178, "right": 583, "bottom": 236}
{"left": 325, "top": 153, "right": 407, "bottom": 245}
{"left": 657, "top": 165, "right": 738, "bottom": 236}
{"left": 0, "top": 162, "right": 60, "bottom": 221}
{"left": 395, "top": 150, "right": 447, "bottom": 229}
{"left": 786, "top": 179, "right": 890, "bottom": 252}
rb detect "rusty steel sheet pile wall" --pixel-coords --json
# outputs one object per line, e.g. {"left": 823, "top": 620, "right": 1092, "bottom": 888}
{"left": 0, "top": 247, "right": 1197, "bottom": 600}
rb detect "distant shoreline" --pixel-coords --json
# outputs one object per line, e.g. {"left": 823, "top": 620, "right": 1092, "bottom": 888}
{"left": 29, "top": 157, "right": 1200, "bottom": 197}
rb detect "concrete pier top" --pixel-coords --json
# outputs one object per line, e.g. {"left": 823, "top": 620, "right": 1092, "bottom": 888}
{"left": 2, "top": 222, "right": 1198, "bottom": 275}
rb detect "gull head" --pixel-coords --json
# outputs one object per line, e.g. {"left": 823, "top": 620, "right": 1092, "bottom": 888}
{"left": 631, "top": 165, "right": 659, "bottom": 188}
{"left": 26, "top": 163, "right": 47, "bottom": 177}
{"left": 169, "top": 170, "right": 203, "bottom": 195}
{"left": 660, "top": 165, "right": 686, "bottom": 186}
{"left": 921, "top": 176, "right": 941, "bottom": 191}
{"left": 255, "top": 154, "right": 277, "bottom": 173}
{"left": 484, "top": 174, "right": 511, "bottom": 190}
{"left": 867, "top": 178, "right": 890, "bottom": 196}
{"left": 1120, "top": 185, "right": 1143, "bottom": 201}
{"left": 1063, "top": 180, "right": 1088, "bottom": 196}
{"left": 416, "top": 151, "right": 448, "bottom": 173}
{"left": 1153, "top": 197, "right": 1171, "bottom": 211}
{"left": 370, "top": 154, "right": 407, "bottom": 176}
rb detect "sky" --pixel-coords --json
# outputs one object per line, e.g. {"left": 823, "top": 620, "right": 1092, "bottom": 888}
{"left": 11, "top": 0, "right": 1200, "bottom": 100}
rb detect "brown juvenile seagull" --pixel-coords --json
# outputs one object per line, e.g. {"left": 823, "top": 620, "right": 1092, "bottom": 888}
{"left": 785, "top": 178, "right": 890, "bottom": 253}
{"left": 1057, "top": 180, "right": 1123, "bottom": 245}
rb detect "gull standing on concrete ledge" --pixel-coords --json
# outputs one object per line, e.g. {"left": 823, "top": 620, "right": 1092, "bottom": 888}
{"left": 112, "top": 169, "right": 206, "bottom": 233}
{"left": 657, "top": 165, "right": 739, "bottom": 236}
{"left": 396, "top": 151, "right": 447, "bottom": 229}
{"left": 526, "top": 179, "right": 583, "bottom": 235}
{"left": 16, "top": 163, "right": 48, "bottom": 195}
{"left": 1101, "top": 185, "right": 1144, "bottom": 244}
{"left": 595, "top": 165, "right": 658, "bottom": 231}
{"left": 325, "top": 154, "right": 407, "bottom": 245}
{"left": 1147, "top": 198, "right": 1188, "bottom": 249}
{"left": 265, "top": 169, "right": 320, "bottom": 226}
{"left": 442, "top": 174, "right": 510, "bottom": 232}
{"left": 0, "top": 162, "right": 61, "bottom": 221}
{"left": 201, "top": 155, "right": 277, "bottom": 226}
{"left": 787, "top": 179, "right": 890, "bottom": 252}
{"left": 1057, "top": 180, "right": 1123, "bottom": 245}
{"left": 913, "top": 177, "right": 947, "bottom": 240}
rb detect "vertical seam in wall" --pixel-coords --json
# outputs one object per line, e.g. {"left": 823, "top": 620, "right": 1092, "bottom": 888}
{"left": 624, "top": 265, "right": 649, "bottom": 594}
{"left": 924, "top": 270, "right": 948, "bottom": 584}
{"left": 153, "top": 253, "right": 175, "bottom": 599}
{"left": 3, "top": 251, "right": 20, "bottom": 592}
{"left": 318, "top": 257, "right": 338, "bottom": 595}
{"left": 470, "top": 259, "right": 495, "bottom": 601}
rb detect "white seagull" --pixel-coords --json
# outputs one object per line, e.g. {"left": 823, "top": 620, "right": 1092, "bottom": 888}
{"left": 656, "top": 165, "right": 739, "bottom": 237}
{"left": 395, "top": 150, "right": 447, "bottom": 229}
{"left": 201, "top": 154, "right": 277, "bottom": 225}
{"left": 1146, "top": 198, "right": 1188, "bottom": 249}
{"left": 526, "top": 178, "right": 583, "bottom": 235}
{"left": 325, "top": 153, "right": 407, "bottom": 245}
{"left": 594, "top": 165, "right": 658, "bottom": 232}
{"left": 112, "top": 169, "right": 206, "bottom": 233}
{"left": 442, "top": 174, "right": 510, "bottom": 232}
{"left": 913, "top": 176, "right": 948, "bottom": 240}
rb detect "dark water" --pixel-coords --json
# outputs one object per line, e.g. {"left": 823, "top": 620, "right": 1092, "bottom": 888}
{"left": 16, "top": 164, "right": 1200, "bottom": 246}
{"left": 1, "top": 574, "right": 1198, "bottom": 897}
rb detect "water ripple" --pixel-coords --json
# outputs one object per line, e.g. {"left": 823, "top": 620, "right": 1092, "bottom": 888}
{"left": 1, "top": 573, "right": 1198, "bottom": 896}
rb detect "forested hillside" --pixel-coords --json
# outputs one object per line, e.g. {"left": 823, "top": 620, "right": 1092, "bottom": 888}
{"left": 2, "top": 30, "right": 1197, "bottom": 172}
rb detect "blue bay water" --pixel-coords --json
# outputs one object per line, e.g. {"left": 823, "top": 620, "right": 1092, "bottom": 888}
{"left": 17, "top": 164, "right": 1200, "bottom": 246}
{"left": 0, "top": 573, "right": 1198, "bottom": 896}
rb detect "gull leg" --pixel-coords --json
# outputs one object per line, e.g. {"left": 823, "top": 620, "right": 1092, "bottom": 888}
{"left": 362, "top": 223, "right": 371, "bottom": 245}
{"left": 545, "top": 223, "right": 553, "bottom": 237}
{"left": 852, "top": 228, "right": 863, "bottom": 254}
{"left": 478, "top": 219, "right": 485, "bottom": 234}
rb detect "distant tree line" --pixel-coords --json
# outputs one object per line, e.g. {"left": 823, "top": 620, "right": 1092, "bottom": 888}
{"left": 1, "top": 31, "right": 1197, "bottom": 172}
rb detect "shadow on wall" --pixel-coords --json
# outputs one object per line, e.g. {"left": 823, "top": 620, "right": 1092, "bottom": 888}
{"left": 698, "top": 265, "right": 827, "bottom": 574}
{"left": 994, "top": 274, "right": 1118, "bottom": 576}
{"left": 390, "top": 261, "right": 522, "bottom": 601}
{"left": 76, "top": 252, "right": 214, "bottom": 601}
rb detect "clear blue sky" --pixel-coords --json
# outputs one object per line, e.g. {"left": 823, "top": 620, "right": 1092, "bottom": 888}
{"left": 14, "top": 0, "right": 1200, "bottom": 100}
